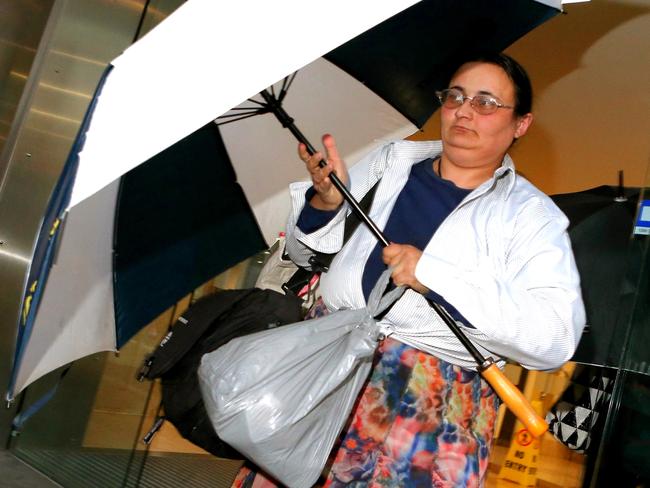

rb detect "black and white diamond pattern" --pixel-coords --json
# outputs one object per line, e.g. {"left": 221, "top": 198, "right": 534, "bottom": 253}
{"left": 546, "top": 366, "right": 615, "bottom": 453}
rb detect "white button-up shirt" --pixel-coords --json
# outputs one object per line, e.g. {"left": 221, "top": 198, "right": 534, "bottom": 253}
{"left": 286, "top": 140, "right": 586, "bottom": 370}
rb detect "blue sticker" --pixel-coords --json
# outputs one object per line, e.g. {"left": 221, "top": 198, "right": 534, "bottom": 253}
{"left": 634, "top": 199, "right": 650, "bottom": 235}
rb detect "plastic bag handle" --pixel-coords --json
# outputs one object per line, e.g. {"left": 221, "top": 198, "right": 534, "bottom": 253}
{"left": 367, "top": 268, "right": 405, "bottom": 317}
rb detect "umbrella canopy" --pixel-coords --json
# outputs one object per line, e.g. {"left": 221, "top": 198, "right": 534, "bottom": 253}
{"left": 7, "top": 0, "right": 565, "bottom": 401}
{"left": 551, "top": 185, "right": 642, "bottom": 369}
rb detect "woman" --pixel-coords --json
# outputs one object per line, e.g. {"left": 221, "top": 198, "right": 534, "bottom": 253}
{"left": 233, "top": 53, "right": 585, "bottom": 487}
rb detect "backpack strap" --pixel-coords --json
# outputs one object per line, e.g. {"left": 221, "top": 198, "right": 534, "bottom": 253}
{"left": 139, "top": 288, "right": 258, "bottom": 380}
{"left": 282, "top": 180, "right": 380, "bottom": 296}
{"left": 309, "top": 180, "right": 380, "bottom": 272}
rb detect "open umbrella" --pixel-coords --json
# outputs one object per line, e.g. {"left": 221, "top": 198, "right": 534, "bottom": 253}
{"left": 7, "top": 0, "right": 567, "bottom": 414}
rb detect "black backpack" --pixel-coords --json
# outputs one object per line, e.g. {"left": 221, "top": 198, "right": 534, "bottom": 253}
{"left": 140, "top": 287, "right": 303, "bottom": 457}
{"left": 139, "top": 181, "right": 379, "bottom": 455}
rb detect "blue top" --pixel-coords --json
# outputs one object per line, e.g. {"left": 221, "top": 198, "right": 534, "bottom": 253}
{"left": 297, "top": 158, "right": 473, "bottom": 326}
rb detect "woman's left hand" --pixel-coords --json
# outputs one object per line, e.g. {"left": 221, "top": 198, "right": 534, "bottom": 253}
{"left": 382, "top": 243, "right": 429, "bottom": 294}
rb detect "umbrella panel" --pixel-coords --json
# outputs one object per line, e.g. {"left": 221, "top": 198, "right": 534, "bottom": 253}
{"left": 325, "top": 0, "right": 558, "bottom": 128}
{"left": 113, "top": 123, "right": 266, "bottom": 347}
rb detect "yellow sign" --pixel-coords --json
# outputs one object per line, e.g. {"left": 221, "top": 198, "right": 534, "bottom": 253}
{"left": 497, "top": 400, "right": 543, "bottom": 486}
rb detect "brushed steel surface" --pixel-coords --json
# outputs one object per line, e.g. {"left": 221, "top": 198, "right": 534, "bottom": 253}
{"left": 0, "top": 1, "right": 55, "bottom": 161}
{"left": 0, "top": 0, "right": 148, "bottom": 443}
{"left": 0, "top": 0, "right": 59, "bottom": 446}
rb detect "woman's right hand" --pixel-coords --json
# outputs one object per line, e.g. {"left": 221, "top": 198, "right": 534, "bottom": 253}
{"left": 298, "top": 134, "right": 348, "bottom": 211}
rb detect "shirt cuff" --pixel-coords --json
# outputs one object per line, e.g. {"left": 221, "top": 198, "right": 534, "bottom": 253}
{"left": 296, "top": 187, "right": 342, "bottom": 234}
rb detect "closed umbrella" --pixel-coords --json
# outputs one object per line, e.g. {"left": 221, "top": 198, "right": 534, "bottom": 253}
{"left": 551, "top": 183, "right": 644, "bottom": 371}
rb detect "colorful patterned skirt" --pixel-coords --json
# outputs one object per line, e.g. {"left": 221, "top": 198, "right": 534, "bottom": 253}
{"left": 231, "top": 301, "right": 499, "bottom": 488}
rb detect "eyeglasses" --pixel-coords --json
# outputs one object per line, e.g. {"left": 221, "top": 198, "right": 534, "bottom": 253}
{"left": 436, "top": 88, "right": 514, "bottom": 115}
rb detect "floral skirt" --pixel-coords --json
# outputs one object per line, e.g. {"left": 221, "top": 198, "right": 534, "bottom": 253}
{"left": 231, "top": 301, "right": 499, "bottom": 488}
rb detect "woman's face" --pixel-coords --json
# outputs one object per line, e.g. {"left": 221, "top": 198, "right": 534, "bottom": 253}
{"left": 440, "top": 61, "right": 532, "bottom": 169}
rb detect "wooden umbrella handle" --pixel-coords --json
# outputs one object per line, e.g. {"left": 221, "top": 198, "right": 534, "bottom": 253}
{"left": 480, "top": 360, "right": 548, "bottom": 438}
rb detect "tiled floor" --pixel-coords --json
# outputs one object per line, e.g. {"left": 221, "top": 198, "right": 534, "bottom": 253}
{"left": 0, "top": 450, "right": 61, "bottom": 488}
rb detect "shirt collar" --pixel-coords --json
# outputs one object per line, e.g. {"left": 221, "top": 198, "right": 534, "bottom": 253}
{"left": 398, "top": 140, "right": 517, "bottom": 198}
{"left": 496, "top": 153, "right": 517, "bottom": 198}
{"left": 459, "top": 153, "right": 517, "bottom": 201}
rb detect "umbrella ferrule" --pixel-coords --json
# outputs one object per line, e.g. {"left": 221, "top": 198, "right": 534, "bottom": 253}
{"left": 479, "top": 357, "right": 495, "bottom": 372}
{"left": 260, "top": 89, "right": 294, "bottom": 129}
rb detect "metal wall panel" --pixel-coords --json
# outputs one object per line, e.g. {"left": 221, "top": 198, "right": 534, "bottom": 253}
{"left": 0, "top": 1, "right": 55, "bottom": 160}
{"left": 0, "top": 0, "right": 148, "bottom": 444}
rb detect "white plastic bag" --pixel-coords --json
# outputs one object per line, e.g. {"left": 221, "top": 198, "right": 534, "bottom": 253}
{"left": 198, "top": 269, "right": 403, "bottom": 488}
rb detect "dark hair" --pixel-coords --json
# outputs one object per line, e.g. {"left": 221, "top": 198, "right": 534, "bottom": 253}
{"left": 450, "top": 52, "right": 533, "bottom": 117}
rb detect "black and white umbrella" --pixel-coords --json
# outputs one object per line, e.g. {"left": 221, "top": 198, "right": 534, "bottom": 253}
{"left": 8, "top": 0, "right": 569, "bottom": 408}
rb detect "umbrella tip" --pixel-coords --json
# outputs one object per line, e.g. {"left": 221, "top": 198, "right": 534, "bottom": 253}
{"left": 615, "top": 170, "right": 627, "bottom": 202}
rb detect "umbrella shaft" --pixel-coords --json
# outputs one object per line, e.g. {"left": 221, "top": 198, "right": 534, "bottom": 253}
{"left": 260, "top": 89, "right": 389, "bottom": 246}
{"left": 323, "top": 172, "right": 390, "bottom": 247}
{"left": 311, "top": 147, "right": 485, "bottom": 363}
{"left": 429, "top": 300, "right": 486, "bottom": 364}
{"left": 260, "top": 88, "right": 486, "bottom": 364}
{"left": 326, "top": 169, "right": 486, "bottom": 363}
{"left": 314, "top": 151, "right": 485, "bottom": 362}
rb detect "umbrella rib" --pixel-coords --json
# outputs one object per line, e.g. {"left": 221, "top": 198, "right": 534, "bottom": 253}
{"left": 278, "top": 73, "right": 297, "bottom": 103}
{"left": 215, "top": 112, "right": 268, "bottom": 126}
{"left": 217, "top": 109, "right": 266, "bottom": 119}
{"left": 246, "top": 98, "right": 267, "bottom": 107}
{"left": 228, "top": 106, "right": 267, "bottom": 111}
